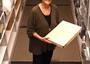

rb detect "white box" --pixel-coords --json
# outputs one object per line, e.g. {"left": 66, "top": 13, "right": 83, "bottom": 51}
{"left": 45, "top": 20, "right": 82, "bottom": 47}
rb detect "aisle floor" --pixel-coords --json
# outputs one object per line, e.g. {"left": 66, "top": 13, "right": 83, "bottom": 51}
{"left": 11, "top": 61, "right": 81, "bottom": 64}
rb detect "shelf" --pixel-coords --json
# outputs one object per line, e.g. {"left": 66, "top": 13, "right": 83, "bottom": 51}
{"left": 6, "top": 9, "right": 15, "bottom": 30}
{"left": 71, "top": 0, "right": 90, "bottom": 62}
{"left": 15, "top": 7, "right": 21, "bottom": 23}
{"left": 0, "top": 30, "right": 6, "bottom": 44}
{"left": 0, "top": 24, "right": 4, "bottom": 39}
{"left": 0, "top": 46, "right": 7, "bottom": 64}
{"left": 0, "top": 0, "right": 25, "bottom": 64}
{"left": 14, "top": 0, "right": 21, "bottom": 17}
{"left": 5, "top": 17, "right": 16, "bottom": 43}
{"left": 5, "top": 3, "right": 22, "bottom": 44}
{"left": 5, "top": 23, "right": 16, "bottom": 44}
{"left": 0, "top": 12, "right": 5, "bottom": 43}
{"left": 87, "top": 30, "right": 90, "bottom": 39}
{"left": 0, "top": 6, "right": 14, "bottom": 44}
{"left": 7, "top": 32, "right": 16, "bottom": 59}
{"left": 0, "top": 11, "right": 4, "bottom": 21}
{"left": 0, "top": 0, "right": 23, "bottom": 44}
{"left": 70, "top": 0, "right": 77, "bottom": 24}
{"left": 16, "top": 8, "right": 23, "bottom": 29}
{"left": 7, "top": 7, "right": 23, "bottom": 59}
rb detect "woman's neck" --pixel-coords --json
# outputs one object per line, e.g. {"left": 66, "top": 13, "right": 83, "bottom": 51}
{"left": 39, "top": 3, "right": 51, "bottom": 16}
{"left": 40, "top": 3, "right": 50, "bottom": 9}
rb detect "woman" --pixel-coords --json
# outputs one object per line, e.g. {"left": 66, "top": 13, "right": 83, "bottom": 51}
{"left": 27, "top": 0, "right": 60, "bottom": 64}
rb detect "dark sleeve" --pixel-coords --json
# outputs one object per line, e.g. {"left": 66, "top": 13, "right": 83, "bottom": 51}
{"left": 56, "top": 8, "right": 60, "bottom": 24}
{"left": 55, "top": 6, "right": 61, "bottom": 24}
{"left": 27, "top": 9, "right": 36, "bottom": 38}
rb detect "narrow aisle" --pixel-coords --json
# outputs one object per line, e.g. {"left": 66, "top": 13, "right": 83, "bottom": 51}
{"left": 12, "top": 0, "right": 81, "bottom": 62}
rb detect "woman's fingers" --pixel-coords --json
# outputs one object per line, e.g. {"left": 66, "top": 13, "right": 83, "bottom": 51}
{"left": 43, "top": 37, "right": 53, "bottom": 44}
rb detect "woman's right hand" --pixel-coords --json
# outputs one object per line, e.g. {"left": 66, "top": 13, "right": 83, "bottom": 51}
{"left": 33, "top": 32, "right": 53, "bottom": 44}
{"left": 40, "top": 37, "right": 53, "bottom": 44}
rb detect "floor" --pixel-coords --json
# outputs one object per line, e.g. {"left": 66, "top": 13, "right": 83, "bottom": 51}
{"left": 11, "top": 61, "right": 82, "bottom": 64}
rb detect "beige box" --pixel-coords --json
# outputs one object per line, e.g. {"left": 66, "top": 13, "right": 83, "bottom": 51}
{"left": 45, "top": 20, "right": 82, "bottom": 48}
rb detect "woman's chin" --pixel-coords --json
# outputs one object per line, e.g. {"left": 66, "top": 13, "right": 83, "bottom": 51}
{"left": 44, "top": 1, "right": 51, "bottom": 5}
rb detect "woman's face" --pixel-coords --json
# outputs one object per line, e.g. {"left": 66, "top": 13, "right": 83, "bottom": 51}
{"left": 42, "top": 0, "right": 52, "bottom": 5}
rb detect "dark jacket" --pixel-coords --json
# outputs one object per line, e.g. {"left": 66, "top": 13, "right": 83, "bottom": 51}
{"left": 27, "top": 4, "right": 60, "bottom": 55}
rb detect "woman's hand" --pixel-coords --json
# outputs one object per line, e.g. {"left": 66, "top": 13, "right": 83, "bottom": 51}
{"left": 40, "top": 37, "right": 53, "bottom": 44}
{"left": 33, "top": 32, "right": 53, "bottom": 44}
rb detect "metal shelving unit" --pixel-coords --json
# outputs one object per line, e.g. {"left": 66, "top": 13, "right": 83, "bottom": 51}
{"left": 71, "top": 0, "right": 90, "bottom": 64}
{"left": 0, "top": 0, "right": 26, "bottom": 64}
